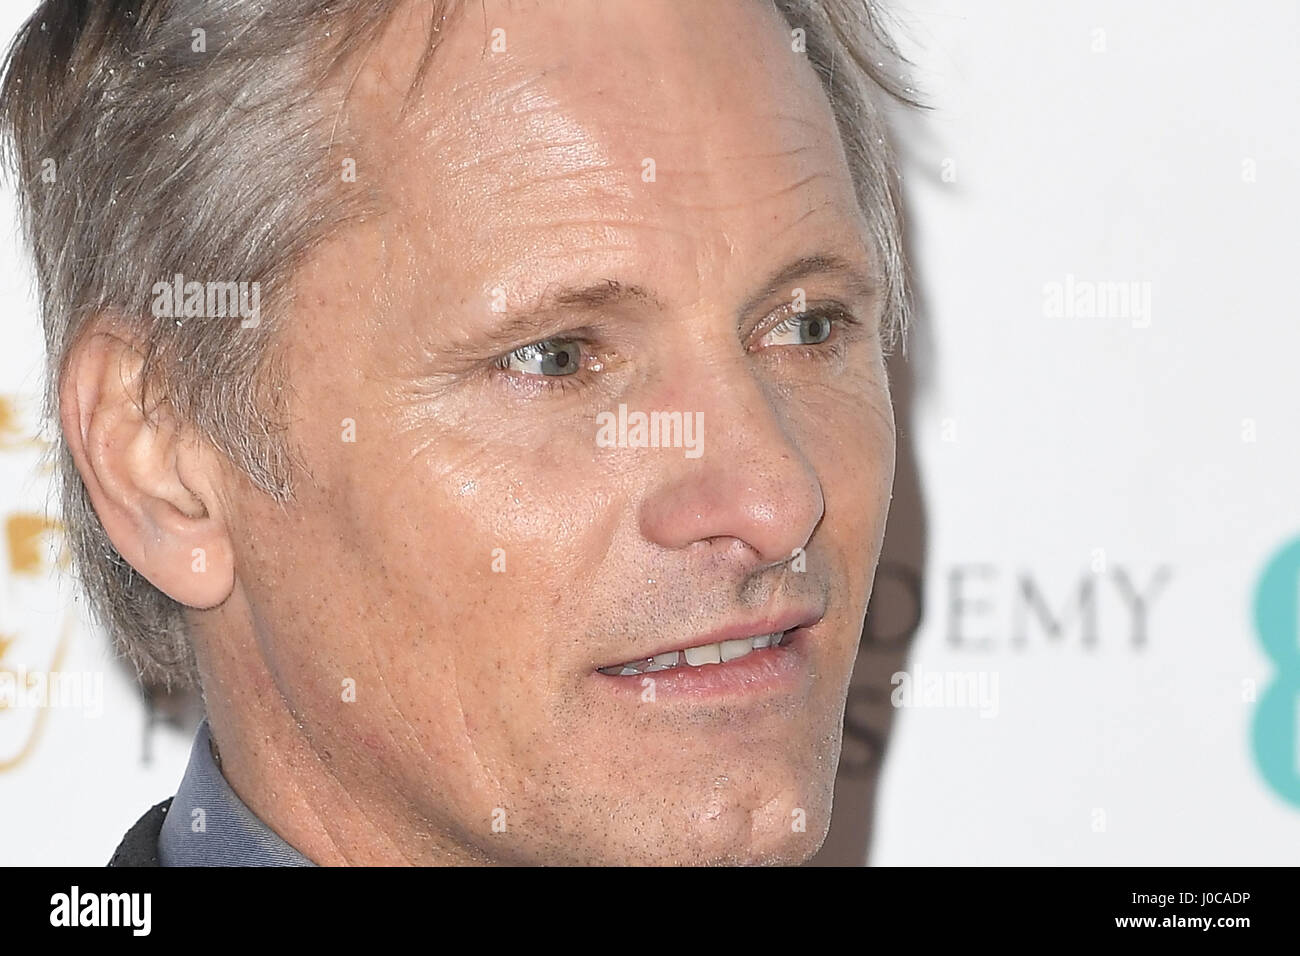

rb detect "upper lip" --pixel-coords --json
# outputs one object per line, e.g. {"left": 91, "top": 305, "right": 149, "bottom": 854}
{"left": 597, "top": 606, "right": 826, "bottom": 669}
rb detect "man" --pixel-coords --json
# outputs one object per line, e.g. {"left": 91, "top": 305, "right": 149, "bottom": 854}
{"left": 0, "top": 0, "right": 915, "bottom": 865}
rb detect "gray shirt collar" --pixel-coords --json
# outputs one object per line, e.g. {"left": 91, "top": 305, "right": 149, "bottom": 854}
{"left": 158, "top": 719, "right": 316, "bottom": 866}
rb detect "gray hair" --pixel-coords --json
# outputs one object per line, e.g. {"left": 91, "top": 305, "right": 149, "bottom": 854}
{"left": 0, "top": 0, "right": 917, "bottom": 690}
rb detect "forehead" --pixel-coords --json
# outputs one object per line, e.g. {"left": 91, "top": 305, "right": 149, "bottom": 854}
{"left": 346, "top": 0, "right": 868, "bottom": 307}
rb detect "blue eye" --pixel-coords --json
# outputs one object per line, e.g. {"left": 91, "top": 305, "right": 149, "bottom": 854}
{"left": 763, "top": 312, "right": 834, "bottom": 347}
{"left": 498, "top": 338, "right": 582, "bottom": 376}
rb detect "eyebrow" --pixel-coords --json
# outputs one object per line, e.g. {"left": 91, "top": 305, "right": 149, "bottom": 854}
{"left": 480, "top": 251, "right": 880, "bottom": 349}
{"left": 546, "top": 278, "right": 660, "bottom": 310}
{"left": 470, "top": 279, "right": 661, "bottom": 351}
{"left": 737, "top": 253, "right": 882, "bottom": 319}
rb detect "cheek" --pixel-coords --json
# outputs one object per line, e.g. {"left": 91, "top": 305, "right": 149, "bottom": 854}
{"left": 381, "top": 427, "right": 618, "bottom": 579}
{"left": 336, "top": 425, "right": 621, "bottom": 697}
{"left": 235, "top": 417, "right": 630, "bottom": 805}
{"left": 789, "top": 374, "right": 896, "bottom": 593}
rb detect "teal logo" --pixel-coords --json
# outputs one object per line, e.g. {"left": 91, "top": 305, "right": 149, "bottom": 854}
{"left": 1252, "top": 536, "right": 1300, "bottom": 807}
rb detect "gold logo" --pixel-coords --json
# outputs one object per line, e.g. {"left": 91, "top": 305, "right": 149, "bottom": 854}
{"left": 0, "top": 394, "right": 79, "bottom": 773}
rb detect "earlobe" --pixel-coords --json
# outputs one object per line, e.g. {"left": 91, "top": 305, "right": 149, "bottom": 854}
{"left": 59, "top": 328, "right": 236, "bottom": 610}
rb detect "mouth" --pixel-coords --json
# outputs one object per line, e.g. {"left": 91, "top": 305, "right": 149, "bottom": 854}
{"left": 591, "top": 609, "right": 825, "bottom": 701}
{"left": 597, "top": 629, "right": 794, "bottom": 676}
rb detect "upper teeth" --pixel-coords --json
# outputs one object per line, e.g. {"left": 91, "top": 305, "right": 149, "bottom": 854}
{"left": 598, "top": 632, "right": 786, "bottom": 676}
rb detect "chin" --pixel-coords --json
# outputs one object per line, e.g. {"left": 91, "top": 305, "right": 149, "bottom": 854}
{"left": 669, "top": 786, "right": 837, "bottom": 867}
{"left": 686, "top": 823, "right": 831, "bottom": 867}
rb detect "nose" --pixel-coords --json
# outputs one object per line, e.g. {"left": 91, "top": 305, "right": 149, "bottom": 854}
{"left": 636, "top": 354, "right": 825, "bottom": 570}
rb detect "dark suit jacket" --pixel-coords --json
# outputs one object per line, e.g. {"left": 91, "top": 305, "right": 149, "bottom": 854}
{"left": 107, "top": 799, "right": 172, "bottom": 867}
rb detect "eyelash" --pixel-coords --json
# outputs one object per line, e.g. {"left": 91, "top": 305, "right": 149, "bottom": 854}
{"left": 763, "top": 306, "right": 859, "bottom": 364}
{"left": 492, "top": 339, "right": 597, "bottom": 396}
{"left": 493, "top": 304, "right": 860, "bottom": 395}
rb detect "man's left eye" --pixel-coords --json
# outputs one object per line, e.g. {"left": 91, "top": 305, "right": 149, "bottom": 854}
{"left": 761, "top": 312, "right": 835, "bottom": 347}
{"left": 497, "top": 338, "right": 583, "bottom": 376}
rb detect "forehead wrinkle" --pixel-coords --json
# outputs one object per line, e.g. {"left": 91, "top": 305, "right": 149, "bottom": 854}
{"left": 371, "top": 17, "right": 841, "bottom": 227}
{"left": 490, "top": 165, "right": 629, "bottom": 201}
{"left": 785, "top": 198, "right": 838, "bottom": 231}
{"left": 716, "top": 144, "right": 824, "bottom": 164}
{"left": 485, "top": 218, "right": 695, "bottom": 293}
{"left": 655, "top": 171, "right": 833, "bottom": 207}
{"left": 411, "top": 83, "right": 634, "bottom": 215}
{"left": 510, "top": 217, "right": 697, "bottom": 249}
{"left": 418, "top": 67, "right": 602, "bottom": 152}
{"left": 354, "top": 0, "right": 865, "bottom": 329}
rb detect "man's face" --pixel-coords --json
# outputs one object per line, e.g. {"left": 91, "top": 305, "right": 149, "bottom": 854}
{"left": 217, "top": 0, "right": 895, "bottom": 864}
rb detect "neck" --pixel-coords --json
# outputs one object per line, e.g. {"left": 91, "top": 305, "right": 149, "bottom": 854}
{"left": 190, "top": 596, "right": 494, "bottom": 866}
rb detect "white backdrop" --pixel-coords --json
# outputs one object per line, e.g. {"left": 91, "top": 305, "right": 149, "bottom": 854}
{"left": 1, "top": 0, "right": 1297, "bottom": 865}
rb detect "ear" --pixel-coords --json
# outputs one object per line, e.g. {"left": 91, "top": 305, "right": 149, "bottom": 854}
{"left": 59, "top": 327, "right": 235, "bottom": 609}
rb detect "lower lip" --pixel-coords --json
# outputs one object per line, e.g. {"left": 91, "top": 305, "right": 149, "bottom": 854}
{"left": 591, "top": 628, "right": 811, "bottom": 702}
